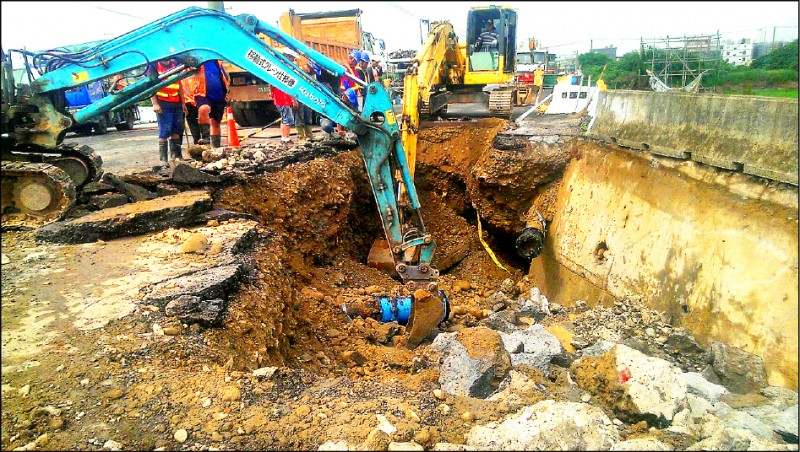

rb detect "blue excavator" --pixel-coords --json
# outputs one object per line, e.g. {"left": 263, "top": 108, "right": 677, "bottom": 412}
{"left": 0, "top": 7, "right": 448, "bottom": 346}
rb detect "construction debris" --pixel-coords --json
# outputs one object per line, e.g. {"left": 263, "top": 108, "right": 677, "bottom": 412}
{"left": 1, "top": 116, "right": 796, "bottom": 452}
{"left": 35, "top": 190, "right": 213, "bottom": 243}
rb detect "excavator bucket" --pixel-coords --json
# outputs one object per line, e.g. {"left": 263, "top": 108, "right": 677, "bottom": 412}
{"left": 367, "top": 239, "right": 399, "bottom": 278}
{"left": 344, "top": 289, "right": 449, "bottom": 347}
{"left": 405, "top": 289, "right": 449, "bottom": 347}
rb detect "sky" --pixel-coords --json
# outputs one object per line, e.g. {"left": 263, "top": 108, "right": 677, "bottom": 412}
{"left": 1, "top": 1, "right": 798, "bottom": 59}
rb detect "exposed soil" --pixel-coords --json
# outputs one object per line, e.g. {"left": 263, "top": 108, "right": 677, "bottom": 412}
{"left": 1, "top": 126, "right": 532, "bottom": 450}
{"left": 1, "top": 120, "right": 794, "bottom": 451}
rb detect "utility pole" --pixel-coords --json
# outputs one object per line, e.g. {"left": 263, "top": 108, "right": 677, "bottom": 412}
{"left": 771, "top": 26, "right": 776, "bottom": 51}
{"left": 420, "top": 19, "right": 430, "bottom": 45}
{"left": 208, "top": 1, "right": 224, "bottom": 12}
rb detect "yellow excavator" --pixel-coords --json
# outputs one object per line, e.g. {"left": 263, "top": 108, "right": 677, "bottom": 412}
{"left": 398, "top": 5, "right": 518, "bottom": 176}
{"left": 368, "top": 6, "right": 518, "bottom": 277}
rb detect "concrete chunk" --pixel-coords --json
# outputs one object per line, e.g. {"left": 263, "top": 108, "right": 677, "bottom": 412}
{"left": 119, "top": 170, "right": 170, "bottom": 188}
{"left": 683, "top": 372, "right": 729, "bottom": 404}
{"left": 710, "top": 342, "right": 769, "bottom": 394}
{"left": 170, "top": 162, "right": 221, "bottom": 184}
{"left": 769, "top": 404, "right": 798, "bottom": 443}
{"left": 467, "top": 400, "right": 618, "bottom": 450}
{"left": 432, "top": 328, "right": 512, "bottom": 398}
{"left": 164, "top": 295, "right": 226, "bottom": 326}
{"left": 572, "top": 344, "right": 687, "bottom": 426}
{"left": 141, "top": 263, "right": 242, "bottom": 308}
{"left": 103, "top": 173, "right": 158, "bottom": 201}
{"left": 500, "top": 325, "right": 563, "bottom": 373}
{"left": 712, "top": 402, "right": 782, "bottom": 443}
{"left": 88, "top": 192, "right": 129, "bottom": 210}
{"left": 36, "top": 191, "right": 212, "bottom": 244}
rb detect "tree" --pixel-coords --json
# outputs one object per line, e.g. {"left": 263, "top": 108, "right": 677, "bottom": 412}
{"left": 578, "top": 52, "right": 611, "bottom": 70}
{"left": 577, "top": 50, "right": 644, "bottom": 89}
{"left": 605, "top": 51, "right": 645, "bottom": 89}
{"left": 751, "top": 39, "right": 798, "bottom": 71}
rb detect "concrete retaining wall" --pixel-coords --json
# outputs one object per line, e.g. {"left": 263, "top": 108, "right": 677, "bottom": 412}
{"left": 587, "top": 90, "right": 799, "bottom": 185}
{"left": 529, "top": 145, "right": 799, "bottom": 389}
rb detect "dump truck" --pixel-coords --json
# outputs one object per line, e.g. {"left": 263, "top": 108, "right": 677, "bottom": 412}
{"left": 224, "top": 8, "right": 368, "bottom": 127}
{"left": 64, "top": 77, "right": 140, "bottom": 135}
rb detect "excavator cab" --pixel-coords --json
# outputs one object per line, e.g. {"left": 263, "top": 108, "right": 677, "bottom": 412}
{"left": 464, "top": 6, "right": 517, "bottom": 85}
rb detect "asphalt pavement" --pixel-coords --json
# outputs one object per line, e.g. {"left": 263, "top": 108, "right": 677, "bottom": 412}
{"left": 64, "top": 101, "right": 536, "bottom": 175}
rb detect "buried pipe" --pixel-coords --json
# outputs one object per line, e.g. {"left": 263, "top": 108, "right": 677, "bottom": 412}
{"left": 515, "top": 210, "right": 547, "bottom": 260}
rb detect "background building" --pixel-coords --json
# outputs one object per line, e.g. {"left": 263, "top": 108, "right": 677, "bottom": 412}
{"left": 723, "top": 39, "right": 754, "bottom": 66}
{"left": 591, "top": 46, "right": 617, "bottom": 60}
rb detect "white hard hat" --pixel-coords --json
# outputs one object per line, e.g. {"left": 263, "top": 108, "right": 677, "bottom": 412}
{"left": 281, "top": 47, "right": 300, "bottom": 59}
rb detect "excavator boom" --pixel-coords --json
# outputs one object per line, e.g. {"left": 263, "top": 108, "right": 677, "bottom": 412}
{"left": 399, "top": 21, "right": 462, "bottom": 177}
{"left": 1, "top": 6, "right": 448, "bottom": 344}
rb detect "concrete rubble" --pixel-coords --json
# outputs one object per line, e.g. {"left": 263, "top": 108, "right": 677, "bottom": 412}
{"left": 499, "top": 324, "right": 563, "bottom": 373}
{"left": 466, "top": 400, "right": 619, "bottom": 450}
{"left": 683, "top": 371, "right": 728, "bottom": 403}
{"left": 709, "top": 341, "right": 770, "bottom": 394}
{"left": 430, "top": 328, "right": 511, "bottom": 398}
{"left": 35, "top": 190, "right": 214, "bottom": 243}
{"left": 572, "top": 344, "right": 688, "bottom": 426}
{"left": 2, "top": 118, "right": 797, "bottom": 452}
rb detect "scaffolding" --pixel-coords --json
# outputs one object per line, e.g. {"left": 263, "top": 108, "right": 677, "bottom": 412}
{"left": 640, "top": 33, "right": 722, "bottom": 90}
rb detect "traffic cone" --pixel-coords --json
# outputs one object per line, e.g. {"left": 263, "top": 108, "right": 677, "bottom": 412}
{"left": 226, "top": 106, "right": 240, "bottom": 147}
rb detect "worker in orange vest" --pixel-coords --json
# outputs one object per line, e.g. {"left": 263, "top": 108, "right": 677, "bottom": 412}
{"left": 194, "top": 60, "right": 230, "bottom": 148}
{"left": 180, "top": 72, "right": 208, "bottom": 146}
{"left": 148, "top": 58, "right": 185, "bottom": 163}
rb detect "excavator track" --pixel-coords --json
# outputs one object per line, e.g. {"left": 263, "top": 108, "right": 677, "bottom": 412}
{"left": 1, "top": 161, "right": 77, "bottom": 230}
{"left": 488, "top": 90, "right": 514, "bottom": 118}
{"left": 42, "top": 143, "right": 104, "bottom": 188}
{"left": 419, "top": 102, "right": 449, "bottom": 122}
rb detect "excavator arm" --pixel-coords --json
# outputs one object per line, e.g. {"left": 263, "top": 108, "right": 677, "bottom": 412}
{"left": 2, "top": 7, "right": 448, "bottom": 343}
{"left": 399, "top": 21, "right": 462, "bottom": 177}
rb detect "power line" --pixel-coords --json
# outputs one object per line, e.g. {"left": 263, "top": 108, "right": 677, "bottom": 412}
{"left": 92, "top": 5, "right": 147, "bottom": 21}
{"left": 385, "top": 2, "right": 418, "bottom": 19}
{"left": 384, "top": 1, "right": 467, "bottom": 36}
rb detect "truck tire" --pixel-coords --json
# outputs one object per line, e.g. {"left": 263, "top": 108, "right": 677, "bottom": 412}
{"left": 115, "top": 111, "right": 135, "bottom": 131}
{"left": 72, "top": 124, "right": 93, "bottom": 136}
{"left": 94, "top": 116, "right": 108, "bottom": 135}
{"left": 232, "top": 103, "right": 279, "bottom": 127}
{"left": 230, "top": 104, "right": 251, "bottom": 127}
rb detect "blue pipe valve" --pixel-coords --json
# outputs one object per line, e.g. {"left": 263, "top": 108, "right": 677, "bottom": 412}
{"left": 376, "top": 290, "right": 450, "bottom": 326}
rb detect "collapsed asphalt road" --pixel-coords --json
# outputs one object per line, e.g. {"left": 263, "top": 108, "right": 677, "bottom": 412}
{"left": 1, "top": 117, "right": 797, "bottom": 451}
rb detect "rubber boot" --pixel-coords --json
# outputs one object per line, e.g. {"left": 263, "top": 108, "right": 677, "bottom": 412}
{"left": 158, "top": 141, "right": 169, "bottom": 163}
{"left": 187, "top": 121, "right": 201, "bottom": 145}
{"left": 169, "top": 138, "right": 182, "bottom": 160}
{"left": 210, "top": 135, "right": 222, "bottom": 149}
{"left": 198, "top": 124, "right": 210, "bottom": 145}
{"left": 304, "top": 125, "right": 316, "bottom": 142}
